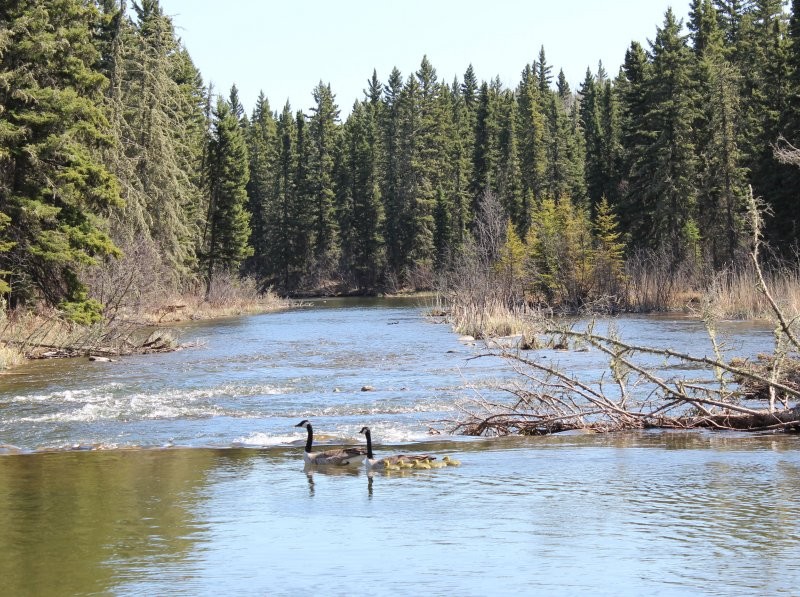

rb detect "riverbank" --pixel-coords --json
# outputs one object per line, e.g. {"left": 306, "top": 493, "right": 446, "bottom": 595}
{"left": 0, "top": 289, "right": 295, "bottom": 370}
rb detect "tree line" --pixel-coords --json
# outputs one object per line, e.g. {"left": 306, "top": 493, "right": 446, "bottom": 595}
{"left": 1, "top": 0, "right": 800, "bottom": 320}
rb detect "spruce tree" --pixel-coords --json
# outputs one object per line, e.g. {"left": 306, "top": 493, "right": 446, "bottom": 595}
{"left": 692, "top": 0, "right": 748, "bottom": 265}
{"left": 0, "top": 0, "right": 121, "bottom": 317}
{"left": 471, "top": 82, "right": 500, "bottom": 208}
{"left": 624, "top": 10, "right": 700, "bottom": 257}
{"left": 244, "top": 92, "right": 276, "bottom": 277}
{"left": 112, "top": 0, "right": 205, "bottom": 287}
{"left": 337, "top": 101, "right": 384, "bottom": 289}
{"left": 381, "top": 67, "right": 404, "bottom": 276}
{"left": 307, "top": 83, "right": 341, "bottom": 279}
{"left": 516, "top": 64, "right": 548, "bottom": 229}
{"left": 204, "top": 98, "right": 252, "bottom": 296}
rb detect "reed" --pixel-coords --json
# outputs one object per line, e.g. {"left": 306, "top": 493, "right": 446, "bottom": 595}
{"left": 130, "top": 273, "right": 292, "bottom": 324}
{"left": 703, "top": 264, "right": 800, "bottom": 320}
{"left": 0, "top": 343, "right": 23, "bottom": 369}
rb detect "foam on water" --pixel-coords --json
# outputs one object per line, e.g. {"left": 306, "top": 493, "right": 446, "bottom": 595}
{"left": 233, "top": 421, "right": 433, "bottom": 448}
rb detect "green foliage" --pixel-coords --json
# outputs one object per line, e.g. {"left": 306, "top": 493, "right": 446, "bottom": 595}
{"left": 495, "top": 221, "right": 527, "bottom": 295}
{"left": 204, "top": 97, "right": 252, "bottom": 293}
{"left": 308, "top": 82, "right": 341, "bottom": 276}
{"left": 0, "top": 0, "right": 122, "bottom": 308}
{"left": 60, "top": 295, "right": 104, "bottom": 325}
{"left": 593, "top": 196, "right": 626, "bottom": 297}
{"left": 623, "top": 9, "right": 700, "bottom": 259}
{"left": 4, "top": 0, "right": 800, "bottom": 314}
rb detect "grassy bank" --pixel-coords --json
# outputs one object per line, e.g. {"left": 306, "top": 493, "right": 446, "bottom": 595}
{"left": 439, "top": 260, "right": 800, "bottom": 343}
{"left": 0, "top": 277, "right": 293, "bottom": 370}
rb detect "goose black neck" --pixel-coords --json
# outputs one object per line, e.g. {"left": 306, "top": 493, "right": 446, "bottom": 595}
{"left": 364, "top": 429, "right": 374, "bottom": 459}
{"left": 304, "top": 424, "right": 313, "bottom": 453}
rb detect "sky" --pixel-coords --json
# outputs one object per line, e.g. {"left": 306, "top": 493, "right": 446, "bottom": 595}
{"left": 159, "top": 0, "right": 688, "bottom": 116}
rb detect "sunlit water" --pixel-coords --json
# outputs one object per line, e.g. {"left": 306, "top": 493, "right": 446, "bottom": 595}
{"left": 2, "top": 298, "right": 799, "bottom": 595}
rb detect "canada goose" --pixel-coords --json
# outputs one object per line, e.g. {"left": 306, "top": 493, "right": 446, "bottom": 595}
{"left": 358, "top": 427, "right": 436, "bottom": 470}
{"left": 442, "top": 455, "right": 461, "bottom": 466}
{"left": 295, "top": 420, "right": 367, "bottom": 466}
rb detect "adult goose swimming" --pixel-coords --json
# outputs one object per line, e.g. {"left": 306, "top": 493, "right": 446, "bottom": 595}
{"left": 294, "top": 420, "right": 367, "bottom": 466}
{"left": 358, "top": 426, "right": 436, "bottom": 470}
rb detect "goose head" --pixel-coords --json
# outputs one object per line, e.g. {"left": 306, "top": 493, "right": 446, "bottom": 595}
{"left": 295, "top": 420, "right": 311, "bottom": 429}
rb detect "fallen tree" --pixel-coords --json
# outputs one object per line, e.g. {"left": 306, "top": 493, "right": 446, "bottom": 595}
{"left": 448, "top": 189, "right": 800, "bottom": 435}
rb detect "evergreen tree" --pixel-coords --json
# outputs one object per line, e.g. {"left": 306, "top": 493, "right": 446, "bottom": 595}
{"left": 535, "top": 46, "right": 553, "bottom": 94}
{"left": 266, "top": 102, "right": 299, "bottom": 287}
{"left": 592, "top": 196, "right": 627, "bottom": 299}
{"left": 0, "top": 0, "right": 121, "bottom": 318}
{"left": 692, "top": 0, "right": 748, "bottom": 265}
{"left": 382, "top": 67, "right": 404, "bottom": 275}
{"left": 291, "top": 109, "right": 314, "bottom": 283}
{"left": 624, "top": 10, "right": 700, "bottom": 258}
{"left": 244, "top": 92, "right": 276, "bottom": 277}
{"left": 516, "top": 64, "right": 548, "bottom": 230}
{"left": 204, "top": 98, "right": 252, "bottom": 294}
{"left": 471, "top": 82, "right": 500, "bottom": 206}
{"left": 496, "top": 92, "right": 524, "bottom": 227}
{"left": 544, "top": 90, "right": 585, "bottom": 202}
{"left": 337, "top": 101, "right": 384, "bottom": 289}
{"left": 114, "top": 0, "right": 206, "bottom": 286}
{"left": 308, "top": 82, "right": 341, "bottom": 277}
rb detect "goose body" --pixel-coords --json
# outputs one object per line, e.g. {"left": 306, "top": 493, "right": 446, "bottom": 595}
{"left": 358, "top": 427, "right": 436, "bottom": 470}
{"left": 295, "top": 420, "right": 367, "bottom": 466}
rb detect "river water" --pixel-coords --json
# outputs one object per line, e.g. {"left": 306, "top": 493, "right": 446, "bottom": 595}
{"left": 1, "top": 298, "right": 800, "bottom": 595}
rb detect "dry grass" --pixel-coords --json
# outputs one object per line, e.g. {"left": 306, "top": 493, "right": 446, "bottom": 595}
{"left": 0, "top": 342, "right": 23, "bottom": 369}
{"left": 0, "top": 273, "right": 293, "bottom": 370}
{"left": 450, "top": 302, "right": 527, "bottom": 339}
{"left": 126, "top": 273, "right": 293, "bottom": 324}
{"left": 703, "top": 265, "right": 800, "bottom": 320}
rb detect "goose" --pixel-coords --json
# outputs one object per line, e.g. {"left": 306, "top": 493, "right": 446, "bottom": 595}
{"left": 442, "top": 455, "right": 461, "bottom": 466}
{"left": 358, "top": 427, "right": 436, "bottom": 470}
{"left": 294, "top": 420, "right": 367, "bottom": 466}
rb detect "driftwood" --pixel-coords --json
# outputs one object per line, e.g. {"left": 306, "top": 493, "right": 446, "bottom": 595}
{"left": 0, "top": 314, "right": 183, "bottom": 360}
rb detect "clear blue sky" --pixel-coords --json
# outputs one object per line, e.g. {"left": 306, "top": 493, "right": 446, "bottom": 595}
{"left": 160, "top": 0, "right": 686, "bottom": 116}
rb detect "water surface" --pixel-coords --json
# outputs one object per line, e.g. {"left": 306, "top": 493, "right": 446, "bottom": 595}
{"left": 1, "top": 298, "right": 798, "bottom": 595}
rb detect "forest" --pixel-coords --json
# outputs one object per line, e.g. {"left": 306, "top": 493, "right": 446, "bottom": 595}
{"left": 1, "top": 0, "right": 800, "bottom": 323}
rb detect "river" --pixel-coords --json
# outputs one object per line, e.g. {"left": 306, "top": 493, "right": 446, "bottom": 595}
{"left": 1, "top": 297, "right": 799, "bottom": 595}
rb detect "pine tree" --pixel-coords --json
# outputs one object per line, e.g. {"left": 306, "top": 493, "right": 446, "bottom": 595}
{"left": 692, "top": 0, "right": 748, "bottom": 265}
{"left": 471, "top": 82, "right": 500, "bottom": 207}
{"left": 112, "top": 0, "right": 205, "bottom": 287}
{"left": 337, "top": 101, "right": 384, "bottom": 289}
{"left": 516, "top": 64, "right": 548, "bottom": 229}
{"left": 592, "top": 196, "right": 626, "bottom": 298}
{"left": 0, "top": 0, "right": 121, "bottom": 317}
{"left": 204, "top": 98, "right": 252, "bottom": 295}
{"left": 308, "top": 82, "right": 341, "bottom": 277}
{"left": 382, "top": 67, "right": 404, "bottom": 275}
{"left": 624, "top": 10, "right": 700, "bottom": 258}
{"left": 244, "top": 92, "right": 276, "bottom": 277}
